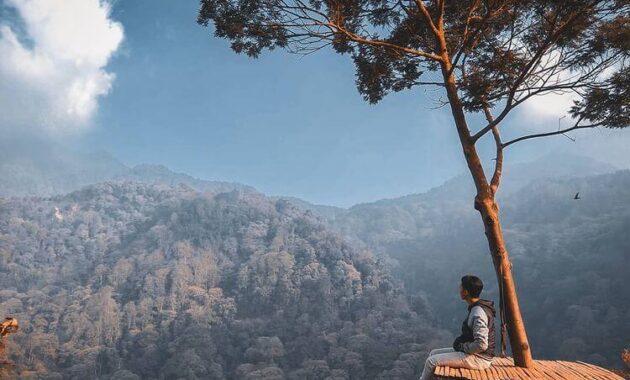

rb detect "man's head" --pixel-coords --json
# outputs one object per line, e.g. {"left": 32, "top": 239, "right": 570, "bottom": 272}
{"left": 459, "top": 275, "right": 483, "bottom": 301}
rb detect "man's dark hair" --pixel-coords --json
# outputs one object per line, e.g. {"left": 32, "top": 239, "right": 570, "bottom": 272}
{"left": 461, "top": 275, "right": 483, "bottom": 298}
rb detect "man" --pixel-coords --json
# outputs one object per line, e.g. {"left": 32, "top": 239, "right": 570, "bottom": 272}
{"left": 419, "top": 275, "right": 495, "bottom": 380}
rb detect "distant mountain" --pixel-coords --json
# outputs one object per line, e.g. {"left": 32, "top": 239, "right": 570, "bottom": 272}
{"left": 0, "top": 140, "right": 255, "bottom": 198}
{"left": 0, "top": 140, "right": 128, "bottom": 197}
{"left": 119, "top": 164, "right": 256, "bottom": 194}
{"left": 315, "top": 167, "right": 630, "bottom": 368}
{"left": 3, "top": 142, "right": 627, "bottom": 371}
{"left": 356, "top": 152, "right": 617, "bottom": 207}
{"left": 269, "top": 196, "right": 346, "bottom": 220}
{"left": 283, "top": 153, "right": 618, "bottom": 249}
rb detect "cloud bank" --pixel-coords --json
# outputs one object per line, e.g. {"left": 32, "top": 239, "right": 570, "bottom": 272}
{"left": 0, "top": 0, "right": 123, "bottom": 135}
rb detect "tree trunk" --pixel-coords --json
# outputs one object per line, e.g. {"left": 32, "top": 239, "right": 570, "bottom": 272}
{"left": 475, "top": 196, "right": 534, "bottom": 368}
{"left": 436, "top": 41, "right": 535, "bottom": 367}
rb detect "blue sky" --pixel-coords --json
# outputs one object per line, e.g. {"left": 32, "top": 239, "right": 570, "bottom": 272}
{"left": 2, "top": 0, "right": 628, "bottom": 207}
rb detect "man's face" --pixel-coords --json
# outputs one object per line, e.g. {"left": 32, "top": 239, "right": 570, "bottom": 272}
{"left": 459, "top": 283, "right": 468, "bottom": 300}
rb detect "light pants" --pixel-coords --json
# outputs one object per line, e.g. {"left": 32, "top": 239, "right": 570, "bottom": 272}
{"left": 419, "top": 347, "right": 492, "bottom": 380}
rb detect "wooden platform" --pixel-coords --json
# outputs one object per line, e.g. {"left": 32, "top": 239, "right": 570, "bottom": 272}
{"left": 434, "top": 357, "right": 624, "bottom": 379}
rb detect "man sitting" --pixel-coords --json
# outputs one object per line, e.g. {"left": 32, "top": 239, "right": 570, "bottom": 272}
{"left": 419, "top": 275, "right": 495, "bottom": 380}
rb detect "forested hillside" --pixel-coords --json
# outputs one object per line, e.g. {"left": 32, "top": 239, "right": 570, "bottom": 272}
{"left": 325, "top": 170, "right": 630, "bottom": 368}
{"left": 0, "top": 183, "right": 447, "bottom": 379}
{"left": 1, "top": 153, "right": 627, "bottom": 377}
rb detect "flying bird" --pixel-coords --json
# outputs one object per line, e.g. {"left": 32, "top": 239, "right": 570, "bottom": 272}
{"left": 574, "top": 192, "right": 581, "bottom": 200}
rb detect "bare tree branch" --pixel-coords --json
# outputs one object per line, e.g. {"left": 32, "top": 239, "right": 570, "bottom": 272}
{"left": 502, "top": 118, "right": 603, "bottom": 148}
{"left": 329, "top": 21, "right": 443, "bottom": 60}
{"left": 471, "top": 9, "right": 587, "bottom": 142}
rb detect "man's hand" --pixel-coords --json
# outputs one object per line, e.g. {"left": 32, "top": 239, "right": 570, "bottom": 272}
{"left": 452, "top": 337, "right": 464, "bottom": 352}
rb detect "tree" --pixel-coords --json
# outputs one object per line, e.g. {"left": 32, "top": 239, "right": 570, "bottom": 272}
{"left": 198, "top": 0, "right": 629, "bottom": 367}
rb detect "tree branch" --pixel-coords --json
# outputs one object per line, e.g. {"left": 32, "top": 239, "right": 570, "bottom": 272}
{"left": 483, "top": 105, "right": 503, "bottom": 195}
{"left": 328, "top": 22, "right": 443, "bottom": 61}
{"left": 502, "top": 119, "right": 602, "bottom": 148}
{"left": 413, "top": 0, "right": 440, "bottom": 37}
{"left": 470, "top": 10, "right": 585, "bottom": 142}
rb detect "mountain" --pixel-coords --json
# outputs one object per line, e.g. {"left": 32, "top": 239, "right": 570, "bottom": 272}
{"left": 269, "top": 196, "right": 346, "bottom": 220}
{"left": 313, "top": 167, "right": 630, "bottom": 368}
{"left": 120, "top": 164, "right": 256, "bottom": 194}
{"left": 354, "top": 152, "right": 616, "bottom": 206}
{"left": 0, "top": 140, "right": 255, "bottom": 198}
{"left": 2, "top": 145, "right": 627, "bottom": 372}
{"left": 0, "top": 183, "right": 448, "bottom": 379}
{"left": 0, "top": 140, "right": 128, "bottom": 197}
{"left": 289, "top": 153, "right": 618, "bottom": 250}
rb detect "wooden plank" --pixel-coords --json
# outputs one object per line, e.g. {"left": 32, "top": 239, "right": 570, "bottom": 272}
{"left": 448, "top": 366, "right": 457, "bottom": 378}
{"left": 549, "top": 360, "right": 579, "bottom": 380}
{"left": 493, "top": 364, "right": 513, "bottom": 380}
{"left": 512, "top": 367, "right": 529, "bottom": 380}
{"left": 561, "top": 361, "right": 603, "bottom": 380}
{"left": 578, "top": 361, "right": 623, "bottom": 380}
{"left": 488, "top": 365, "right": 501, "bottom": 380}
{"left": 543, "top": 360, "right": 572, "bottom": 380}
{"left": 577, "top": 361, "right": 625, "bottom": 380}
{"left": 486, "top": 366, "right": 496, "bottom": 380}
{"left": 495, "top": 365, "right": 510, "bottom": 380}
{"left": 562, "top": 360, "right": 606, "bottom": 380}
{"left": 518, "top": 363, "right": 537, "bottom": 379}
{"left": 487, "top": 365, "right": 502, "bottom": 380}
{"left": 442, "top": 367, "right": 452, "bottom": 379}
{"left": 454, "top": 367, "right": 464, "bottom": 378}
{"left": 471, "top": 368, "right": 481, "bottom": 379}
{"left": 437, "top": 366, "right": 445, "bottom": 377}
{"left": 527, "top": 363, "right": 548, "bottom": 379}
{"left": 491, "top": 362, "right": 507, "bottom": 379}
{"left": 479, "top": 368, "right": 490, "bottom": 380}
{"left": 461, "top": 367, "right": 472, "bottom": 379}
{"left": 437, "top": 365, "right": 446, "bottom": 376}
{"left": 539, "top": 360, "right": 567, "bottom": 380}
{"left": 444, "top": 365, "right": 454, "bottom": 377}
{"left": 434, "top": 358, "right": 624, "bottom": 380}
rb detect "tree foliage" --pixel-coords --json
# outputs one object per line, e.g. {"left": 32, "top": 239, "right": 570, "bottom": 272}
{"left": 198, "top": 0, "right": 628, "bottom": 133}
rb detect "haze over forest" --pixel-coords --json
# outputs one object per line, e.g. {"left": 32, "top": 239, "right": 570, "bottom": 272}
{"left": 0, "top": 0, "right": 629, "bottom": 379}
{"left": 1, "top": 144, "right": 629, "bottom": 378}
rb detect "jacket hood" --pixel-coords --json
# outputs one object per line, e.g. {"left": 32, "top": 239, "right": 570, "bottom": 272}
{"left": 470, "top": 299, "right": 496, "bottom": 316}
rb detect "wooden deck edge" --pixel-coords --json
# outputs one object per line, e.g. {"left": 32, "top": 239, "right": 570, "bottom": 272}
{"left": 434, "top": 358, "right": 624, "bottom": 380}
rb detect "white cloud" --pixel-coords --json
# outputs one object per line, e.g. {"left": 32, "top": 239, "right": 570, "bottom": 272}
{"left": 516, "top": 53, "right": 578, "bottom": 129}
{"left": 506, "top": 56, "right": 629, "bottom": 168}
{"left": 0, "top": 0, "right": 123, "bottom": 135}
{"left": 519, "top": 90, "right": 577, "bottom": 124}
{"left": 515, "top": 53, "right": 619, "bottom": 131}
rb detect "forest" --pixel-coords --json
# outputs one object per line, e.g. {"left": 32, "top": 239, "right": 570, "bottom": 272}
{"left": 1, "top": 155, "right": 629, "bottom": 378}
{"left": 0, "top": 182, "right": 448, "bottom": 379}
{"left": 325, "top": 165, "right": 630, "bottom": 368}
{"left": 0, "top": 0, "right": 628, "bottom": 378}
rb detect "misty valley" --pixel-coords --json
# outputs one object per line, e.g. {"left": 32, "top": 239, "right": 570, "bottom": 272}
{"left": 0, "top": 151, "right": 628, "bottom": 379}
{"left": 1, "top": 0, "right": 628, "bottom": 379}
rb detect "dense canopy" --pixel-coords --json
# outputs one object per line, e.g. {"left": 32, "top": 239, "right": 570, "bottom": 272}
{"left": 199, "top": 0, "right": 628, "bottom": 129}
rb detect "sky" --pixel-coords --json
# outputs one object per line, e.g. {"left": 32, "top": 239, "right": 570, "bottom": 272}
{"left": 1, "top": 0, "right": 629, "bottom": 207}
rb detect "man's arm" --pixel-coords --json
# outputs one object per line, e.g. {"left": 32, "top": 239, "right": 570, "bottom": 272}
{"left": 460, "top": 307, "right": 489, "bottom": 354}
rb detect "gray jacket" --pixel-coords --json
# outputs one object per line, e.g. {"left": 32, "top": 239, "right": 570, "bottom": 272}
{"left": 456, "top": 299, "right": 496, "bottom": 359}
